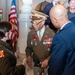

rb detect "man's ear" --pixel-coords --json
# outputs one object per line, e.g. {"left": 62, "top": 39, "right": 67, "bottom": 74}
{"left": 54, "top": 17, "right": 58, "bottom": 23}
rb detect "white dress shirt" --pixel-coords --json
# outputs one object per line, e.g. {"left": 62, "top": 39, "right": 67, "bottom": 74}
{"left": 60, "top": 21, "right": 71, "bottom": 30}
{"left": 37, "top": 25, "right": 45, "bottom": 40}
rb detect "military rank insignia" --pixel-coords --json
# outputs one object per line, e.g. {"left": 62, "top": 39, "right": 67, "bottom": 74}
{"left": 43, "top": 36, "right": 52, "bottom": 51}
{"left": 31, "top": 35, "right": 37, "bottom": 45}
{"left": 0, "top": 50, "right": 5, "bottom": 58}
{"left": 32, "top": 35, "right": 37, "bottom": 41}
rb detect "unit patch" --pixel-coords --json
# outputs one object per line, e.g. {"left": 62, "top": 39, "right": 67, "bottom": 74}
{"left": 0, "top": 50, "right": 5, "bottom": 58}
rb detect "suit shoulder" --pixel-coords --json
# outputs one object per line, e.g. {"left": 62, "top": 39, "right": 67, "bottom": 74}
{"left": 0, "top": 45, "right": 6, "bottom": 51}
{"left": 45, "top": 2, "right": 52, "bottom": 7}
{"left": 44, "top": 3, "right": 52, "bottom": 10}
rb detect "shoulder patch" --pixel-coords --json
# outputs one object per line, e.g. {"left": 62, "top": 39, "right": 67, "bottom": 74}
{"left": 0, "top": 50, "right": 5, "bottom": 58}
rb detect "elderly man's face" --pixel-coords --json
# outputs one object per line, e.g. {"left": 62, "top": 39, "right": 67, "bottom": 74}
{"left": 69, "top": 0, "right": 75, "bottom": 9}
{"left": 32, "top": 19, "right": 45, "bottom": 31}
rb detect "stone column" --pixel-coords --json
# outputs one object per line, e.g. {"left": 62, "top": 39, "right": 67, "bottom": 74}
{"left": 17, "top": 0, "right": 32, "bottom": 54}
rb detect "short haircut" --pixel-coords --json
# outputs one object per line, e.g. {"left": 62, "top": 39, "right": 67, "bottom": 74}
{"left": 0, "top": 21, "right": 12, "bottom": 38}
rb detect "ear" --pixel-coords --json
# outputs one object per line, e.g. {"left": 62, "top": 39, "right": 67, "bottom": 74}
{"left": 54, "top": 17, "right": 58, "bottom": 23}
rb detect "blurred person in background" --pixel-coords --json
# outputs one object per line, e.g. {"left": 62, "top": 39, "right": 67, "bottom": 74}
{"left": 43, "top": 0, "right": 60, "bottom": 33}
{"left": 68, "top": 0, "right": 75, "bottom": 25}
{"left": 68, "top": 0, "right": 75, "bottom": 19}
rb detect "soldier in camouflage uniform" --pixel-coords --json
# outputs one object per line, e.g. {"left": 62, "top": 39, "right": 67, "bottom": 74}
{"left": 0, "top": 21, "right": 26, "bottom": 75}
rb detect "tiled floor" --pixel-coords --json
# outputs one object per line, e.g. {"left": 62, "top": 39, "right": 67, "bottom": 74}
{"left": 17, "top": 54, "right": 34, "bottom": 75}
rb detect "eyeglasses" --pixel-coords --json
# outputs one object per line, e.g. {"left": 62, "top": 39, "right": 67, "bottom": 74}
{"left": 33, "top": 19, "right": 44, "bottom": 26}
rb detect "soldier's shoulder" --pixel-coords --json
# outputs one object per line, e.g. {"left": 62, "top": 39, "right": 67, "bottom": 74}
{"left": 0, "top": 45, "right": 6, "bottom": 58}
{"left": 28, "top": 30, "right": 35, "bottom": 35}
{"left": 46, "top": 26, "right": 54, "bottom": 32}
{"left": 45, "top": 27, "right": 55, "bottom": 36}
{"left": 0, "top": 45, "right": 6, "bottom": 50}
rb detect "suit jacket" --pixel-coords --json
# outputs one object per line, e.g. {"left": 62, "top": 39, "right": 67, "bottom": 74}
{"left": 48, "top": 22, "right": 75, "bottom": 75}
{"left": 43, "top": 2, "right": 53, "bottom": 25}
{"left": 25, "top": 27, "right": 55, "bottom": 62}
{"left": 43, "top": 2, "right": 57, "bottom": 31}
{"left": 70, "top": 16, "right": 75, "bottom": 25}
{"left": 68, "top": 11, "right": 75, "bottom": 19}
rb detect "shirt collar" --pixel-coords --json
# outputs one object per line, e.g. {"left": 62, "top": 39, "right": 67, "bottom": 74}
{"left": 37, "top": 25, "right": 45, "bottom": 39}
{"left": 40, "top": 25, "right": 45, "bottom": 32}
{"left": 60, "top": 21, "right": 71, "bottom": 30}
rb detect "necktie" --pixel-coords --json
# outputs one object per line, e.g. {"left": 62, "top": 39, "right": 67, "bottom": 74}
{"left": 39, "top": 30, "right": 41, "bottom": 41}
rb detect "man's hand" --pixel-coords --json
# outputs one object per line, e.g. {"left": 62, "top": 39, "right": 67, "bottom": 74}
{"left": 41, "top": 59, "right": 48, "bottom": 68}
{"left": 26, "top": 56, "right": 32, "bottom": 67}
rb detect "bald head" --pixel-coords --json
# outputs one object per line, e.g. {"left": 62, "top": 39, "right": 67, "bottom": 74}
{"left": 49, "top": 4, "right": 69, "bottom": 28}
{"left": 50, "top": 4, "right": 67, "bottom": 19}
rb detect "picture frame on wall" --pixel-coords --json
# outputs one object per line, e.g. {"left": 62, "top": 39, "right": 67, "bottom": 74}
{"left": 0, "top": 9, "right": 2, "bottom": 21}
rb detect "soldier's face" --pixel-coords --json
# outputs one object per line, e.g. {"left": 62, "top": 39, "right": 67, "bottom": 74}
{"left": 33, "top": 19, "right": 45, "bottom": 31}
{"left": 8, "top": 29, "right": 12, "bottom": 40}
{"left": 4, "top": 29, "right": 12, "bottom": 41}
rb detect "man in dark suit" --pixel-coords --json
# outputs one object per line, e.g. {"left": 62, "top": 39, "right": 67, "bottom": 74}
{"left": 43, "top": 0, "right": 60, "bottom": 33}
{"left": 68, "top": 0, "right": 75, "bottom": 25}
{"left": 48, "top": 4, "right": 75, "bottom": 75}
{"left": 25, "top": 11, "right": 55, "bottom": 75}
{"left": 68, "top": 0, "right": 75, "bottom": 19}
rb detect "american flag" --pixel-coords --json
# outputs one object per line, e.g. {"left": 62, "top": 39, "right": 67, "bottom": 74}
{"left": 0, "top": 9, "right": 2, "bottom": 17}
{"left": 0, "top": 9, "right": 2, "bottom": 21}
{"left": 9, "top": 0, "right": 18, "bottom": 47}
